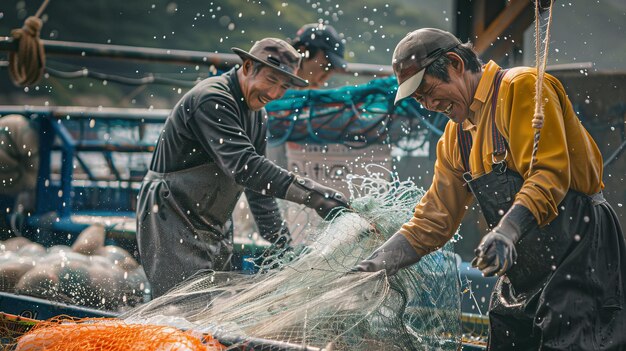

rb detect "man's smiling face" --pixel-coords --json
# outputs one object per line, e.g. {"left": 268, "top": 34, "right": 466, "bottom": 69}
{"left": 410, "top": 62, "right": 474, "bottom": 124}
{"left": 241, "top": 62, "right": 293, "bottom": 111}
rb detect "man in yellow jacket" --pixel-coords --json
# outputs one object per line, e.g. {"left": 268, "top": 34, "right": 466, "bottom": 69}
{"left": 353, "top": 28, "right": 626, "bottom": 350}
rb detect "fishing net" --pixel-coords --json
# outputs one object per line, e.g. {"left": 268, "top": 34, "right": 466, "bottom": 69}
{"left": 8, "top": 169, "right": 461, "bottom": 350}
{"left": 120, "top": 168, "right": 462, "bottom": 350}
{"left": 265, "top": 76, "right": 447, "bottom": 149}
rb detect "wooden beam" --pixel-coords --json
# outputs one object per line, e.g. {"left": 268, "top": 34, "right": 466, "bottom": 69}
{"left": 482, "top": 4, "right": 534, "bottom": 66}
{"left": 472, "top": 0, "right": 487, "bottom": 38}
{"left": 474, "top": 0, "right": 532, "bottom": 54}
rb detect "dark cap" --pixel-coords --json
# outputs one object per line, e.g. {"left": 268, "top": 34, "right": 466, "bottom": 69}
{"left": 292, "top": 23, "right": 347, "bottom": 70}
{"left": 392, "top": 28, "right": 461, "bottom": 104}
{"left": 232, "top": 38, "right": 309, "bottom": 88}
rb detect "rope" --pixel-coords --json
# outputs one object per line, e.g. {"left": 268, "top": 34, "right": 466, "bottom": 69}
{"left": 8, "top": 0, "right": 49, "bottom": 87}
{"left": 529, "top": 0, "right": 554, "bottom": 174}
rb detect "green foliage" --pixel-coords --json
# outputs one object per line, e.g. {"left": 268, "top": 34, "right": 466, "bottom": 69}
{"left": 1, "top": 0, "right": 450, "bottom": 64}
{"left": 2, "top": 0, "right": 624, "bottom": 107}
{"left": 0, "top": 0, "right": 449, "bottom": 106}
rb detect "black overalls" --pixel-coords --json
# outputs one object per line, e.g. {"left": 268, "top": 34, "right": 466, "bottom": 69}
{"left": 137, "top": 163, "right": 240, "bottom": 298}
{"left": 460, "top": 70, "right": 626, "bottom": 350}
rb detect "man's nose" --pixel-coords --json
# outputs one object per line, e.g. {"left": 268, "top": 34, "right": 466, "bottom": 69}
{"left": 267, "top": 85, "right": 285, "bottom": 100}
{"left": 415, "top": 96, "right": 429, "bottom": 110}
{"left": 420, "top": 96, "right": 438, "bottom": 111}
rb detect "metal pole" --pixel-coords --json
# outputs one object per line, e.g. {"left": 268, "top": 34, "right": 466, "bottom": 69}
{"left": 49, "top": 121, "right": 76, "bottom": 218}
{"left": 212, "top": 331, "right": 324, "bottom": 351}
{"left": 0, "top": 105, "right": 170, "bottom": 123}
{"left": 0, "top": 37, "right": 393, "bottom": 77}
{"left": 0, "top": 36, "right": 240, "bottom": 70}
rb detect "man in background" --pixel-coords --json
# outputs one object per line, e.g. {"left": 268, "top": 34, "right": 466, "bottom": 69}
{"left": 291, "top": 23, "right": 347, "bottom": 89}
{"left": 263, "top": 22, "right": 351, "bottom": 216}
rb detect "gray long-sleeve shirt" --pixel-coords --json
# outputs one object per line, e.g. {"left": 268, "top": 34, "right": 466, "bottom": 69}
{"left": 149, "top": 68, "right": 292, "bottom": 241}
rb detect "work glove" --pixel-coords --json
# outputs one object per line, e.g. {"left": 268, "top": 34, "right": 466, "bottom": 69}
{"left": 351, "top": 232, "right": 421, "bottom": 276}
{"left": 283, "top": 175, "right": 349, "bottom": 219}
{"left": 472, "top": 204, "right": 537, "bottom": 277}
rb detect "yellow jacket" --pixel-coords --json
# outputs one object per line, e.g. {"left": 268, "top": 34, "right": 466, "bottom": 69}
{"left": 399, "top": 61, "right": 604, "bottom": 257}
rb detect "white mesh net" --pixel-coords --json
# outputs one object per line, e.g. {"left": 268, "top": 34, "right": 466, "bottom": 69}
{"left": 123, "top": 167, "right": 461, "bottom": 350}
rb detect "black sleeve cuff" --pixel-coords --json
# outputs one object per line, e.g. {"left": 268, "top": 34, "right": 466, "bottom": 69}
{"left": 498, "top": 204, "right": 538, "bottom": 240}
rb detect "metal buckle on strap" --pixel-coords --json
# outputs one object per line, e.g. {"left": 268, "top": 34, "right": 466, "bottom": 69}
{"left": 590, "top": 191, "right": 606, "bottom": 206}
{"left": 462, "top": 171, "right": 473, "bottom": 183}
{"left": 491, "top": 149, "right": 507, "bottom": 164}
{"left": 492, "top": 149, "right": 508, "bottom": 174}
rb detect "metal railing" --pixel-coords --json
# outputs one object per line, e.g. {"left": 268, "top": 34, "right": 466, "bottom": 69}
{"left": 0, "top": 37, "right": 394, "bottom": 77}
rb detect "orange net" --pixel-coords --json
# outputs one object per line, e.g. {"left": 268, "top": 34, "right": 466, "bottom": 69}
{"left": 7, "top": 316, "right": 225, "bottom": 351}
{"left": 0, "top": 313, "right": 38, "bottom": 345}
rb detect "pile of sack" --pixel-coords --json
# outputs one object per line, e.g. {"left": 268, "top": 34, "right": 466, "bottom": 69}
{"left": 0, "top": 224, "right": 149, "bottom": 311}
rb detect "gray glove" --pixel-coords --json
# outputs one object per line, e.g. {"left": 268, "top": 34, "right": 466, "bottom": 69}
{"left": 283, "top": 175, "right": 349, "bottom": 219}
{"left": 351, "top": 233, "right": 421, "bottom": 276}
{"left": 472, "top": 204, "right": 537, "bottom": 277}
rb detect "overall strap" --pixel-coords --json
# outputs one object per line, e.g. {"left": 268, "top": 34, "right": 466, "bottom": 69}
{"left": 491, "top": 69, "right": 508, "bottom": 156}
{"left": 457, "top": 123, "right": 473, "bottom": 173}
{"left": 458, "top": 69, "right": 509, "bottom": 173}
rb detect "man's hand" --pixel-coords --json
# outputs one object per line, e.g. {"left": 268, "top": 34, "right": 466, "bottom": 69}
{"left": 283, "top": 175, "right": 349, "bottom": 219}
{"left": 351, "top": 233, "right": 421, "bottom": 276}
{"left": 472, "top": 230, "right": 517, "bottom": 277}
{"left": 471, "top": 204, "right": 537, "bottom": 277}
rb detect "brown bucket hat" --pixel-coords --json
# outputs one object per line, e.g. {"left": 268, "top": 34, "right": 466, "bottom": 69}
{"left": 232, "top": 38, "right": 309, "bottom": 88}
{"left": 392, "top": 28, "right": 461, "bottom": 104}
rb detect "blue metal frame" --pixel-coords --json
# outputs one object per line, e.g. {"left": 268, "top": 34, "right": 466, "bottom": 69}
{"left": 14, "top": 107, "right": 167, "bottom": 217}
{"left": 0, "top": 292, "right": 118, "bottom": 320}
{"left": 49, "top": 119, "right": 76, "bottom": 218}
{"left": 34, "top": 116, "right": 56, "bottom": 216}
{"left": 0, "top": 107, "right": 168, "bottom": 246}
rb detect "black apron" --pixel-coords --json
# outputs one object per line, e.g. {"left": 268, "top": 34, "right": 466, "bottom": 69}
{"left": 136, "top": 163, "right": 242, "bottom": 298}
{"left": 460, "top": 70, "right": 626, "bottom": 350}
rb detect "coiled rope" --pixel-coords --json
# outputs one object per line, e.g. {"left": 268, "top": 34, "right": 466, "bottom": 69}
{"left": 8, "top": 0, "right": 49, "bottom": 87}
{"left": 529, "top": 0, "right": 554, "bottom": 174}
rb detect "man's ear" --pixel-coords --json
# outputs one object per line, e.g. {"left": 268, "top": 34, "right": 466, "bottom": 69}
{"left": 241, "top": 59, "right": 253, "bottom": 76}
{"left": 447, "top": 52, "right": 465, "bottom": 75}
